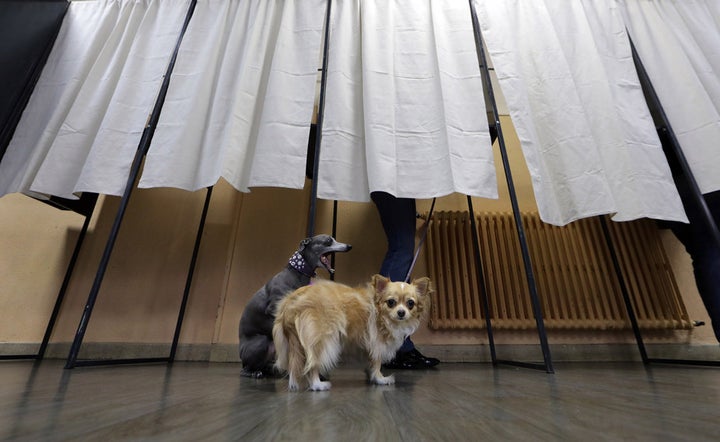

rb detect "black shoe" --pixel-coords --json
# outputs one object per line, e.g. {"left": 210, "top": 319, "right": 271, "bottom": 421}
{"left": 383, "top": 348, "right": 440, "bottom": 370}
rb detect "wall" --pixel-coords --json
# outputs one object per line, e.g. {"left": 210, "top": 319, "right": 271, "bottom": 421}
{"left": 1, "top": 116, "right": 717, "bottom": 363}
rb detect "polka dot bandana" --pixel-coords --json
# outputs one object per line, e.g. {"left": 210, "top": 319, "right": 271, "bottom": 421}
{"left": 288, "top": 251, "right": 315, "bottom": 277}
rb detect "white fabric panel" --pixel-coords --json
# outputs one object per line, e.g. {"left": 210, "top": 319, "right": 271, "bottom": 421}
{"left": 0, "top": 0, "right": 190, "bottom": 199}
{"left": 621, "top": 0, "right": 720, "bottom": 195}
{"left": 319, "top": 0, "right": 496, "bottom": 203}
{"left": 139, "top": 0, "right": 326, "bottom": 192}
{"left": 474, "top": 0, "right": 686, "bottom": 225}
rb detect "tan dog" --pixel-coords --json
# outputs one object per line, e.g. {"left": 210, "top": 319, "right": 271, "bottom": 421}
{"left": 272, "top": 274, "right": 432, "bottom": 391}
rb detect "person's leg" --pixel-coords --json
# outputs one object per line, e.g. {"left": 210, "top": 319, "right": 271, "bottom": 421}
{"left": 371, "top": 191, "right": 439, "bottom": 368}
{"left": 691, "top": 246, "right": 720, "bottom": 342}
{"left": 371, "top": 191, "right": 416, "bottom": 282}
{"left": 670, "top": 185, "right": 720, "bottom": 343}
{"left": 686, "top": 190, "right": 720, "bottom": 342}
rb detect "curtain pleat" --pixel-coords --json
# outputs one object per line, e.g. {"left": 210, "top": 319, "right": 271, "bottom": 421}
{"left": 621, "top": 0, "right": 720, "bottom": 195}
{"left": 0, "top": 0, "right": 190, "bottom": 199}
{"left": 318, "top": 0, "right": 496, "bottom": 203}
{"left": 0, "top": 0, "right": 712, "bottom": 226}
{"left": 138, "top": 0, "right": 326, "bottom": 192}
{"left": 474, "top": 0, "right": 687, "bottom": 225}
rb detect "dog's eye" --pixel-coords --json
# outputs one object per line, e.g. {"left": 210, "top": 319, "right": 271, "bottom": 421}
{"left": 387, "top": 299, "right": 397, "bottom": 308}
{"left": 407, "top": 299, "right": 415, "bottom": 310}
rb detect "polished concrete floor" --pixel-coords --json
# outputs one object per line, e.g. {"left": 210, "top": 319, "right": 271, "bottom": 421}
{"left": 1, "top": 359, "right": 718, "bottom": 441}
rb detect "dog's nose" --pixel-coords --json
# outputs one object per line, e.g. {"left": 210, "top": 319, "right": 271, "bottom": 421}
{"left": 397, "top": 309, "right": 405, "bottom": 318}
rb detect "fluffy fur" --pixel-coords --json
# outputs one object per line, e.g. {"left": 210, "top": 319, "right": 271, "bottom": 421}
{"left": 273, "top": 274, "right": 432, "bottom": 391}
{"left": 238, "top": 235, "right": 351, "bottom": 378}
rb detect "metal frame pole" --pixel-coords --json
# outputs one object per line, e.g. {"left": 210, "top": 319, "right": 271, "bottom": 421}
{"left": 307, "top": 0, "right": 333, "bottom": 237}
{"left": 599, "top": 216, "right": 649, "bottom": 363}
{"left": 630, "top": 39, "right": 720, "bottom": 253}
{"left": 330, "top": 199, "right": 338, "bottom": 281}
{"left": 68, "top": 188, "right": 211, "bottom": 368}
{"left": 37, "top": 206, "right": 94, "bottom": 359}
{"left": 466, "top": 196, "right": 498, "bottom": 364}
{"left": 626, "top": 37, "right": 719, "bottom": 367}
{"left": 169, "top": 186, "right": 213, "bottom": 362}
{"left": 469, "top": 0, "right": 553, "bottom": 372}
{"left": 65, "top": 0, "right": 199, "bottom": 369}
{"left": 0, "top": 196, "right": 97, "bottom": 361}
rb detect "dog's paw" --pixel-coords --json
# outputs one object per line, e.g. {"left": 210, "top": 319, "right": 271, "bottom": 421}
{"left": 309, "top": 380, "right": 332, "bottom": 391}
{"left": 240, "top": 368, "right": 264, "bottom": 379}
{"left": 372, "top": 374, "right": 396, "bottom": 385}
{"left": 288, "top": 381, "right": 301, "bottom": 392}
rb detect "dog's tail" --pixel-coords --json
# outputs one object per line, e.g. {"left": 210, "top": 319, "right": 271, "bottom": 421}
{"left": 272, "top": 320, "right": 290, "bottom": 372}
{"left": 295, "top": 311, "right": 344, "bottom": 377}
{"left": 273, "top": 319, "right": 307, "bottom": 383}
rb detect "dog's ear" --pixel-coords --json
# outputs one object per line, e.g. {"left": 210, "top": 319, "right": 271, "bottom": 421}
{"left": 411, "top": 277, "right": 432, "bottom": 298}
{"left": 371, "top": 274, "right": 390, "bottom": 294}
{"left": 411, "top": 277, "right": 432, "bottom": 318}
{"left": 298, "top": 237, "right": 312, "bottom": 251}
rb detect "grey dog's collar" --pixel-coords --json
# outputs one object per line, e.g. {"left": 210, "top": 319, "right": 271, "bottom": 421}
{"left": 288, "top": 251, "right": 315, "bottom": 278}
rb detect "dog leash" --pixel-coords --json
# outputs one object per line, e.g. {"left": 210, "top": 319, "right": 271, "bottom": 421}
{"left": 403, "top": 197, "right": 436, "bottom": 283}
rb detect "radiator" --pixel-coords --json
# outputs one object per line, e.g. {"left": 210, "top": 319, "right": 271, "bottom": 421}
{"left": 425, "top": 211, "right": 693, "bottom": 331}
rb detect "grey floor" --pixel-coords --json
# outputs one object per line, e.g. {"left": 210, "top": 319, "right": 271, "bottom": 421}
{"left": 1, "top": 359, "right": 718, "bottom": 441}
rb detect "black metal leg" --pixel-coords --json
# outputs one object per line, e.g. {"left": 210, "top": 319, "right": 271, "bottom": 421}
{"left": 468, "top": 0, "right": 553, "bottom": 373}
{"left": 37, "top": 207, "right": 94, "bottom": 360}
{"left": 0, "top": 200, "right": 95, "bottom": 361}
{"left": 466, "top": 196, "right": 497, "bottom": 365}
{"left": 630, "top": 39, "right": 720, "bottom": 253}
{"left": 67, "top": 185, "right": 211, "bottom": 368}
{"left": 599, "top": 216, "right": 649, "bottom": 363}
{"left": 64, "top": 137, "right": 164, "bottom": 368}
{"left": 306, "top": 0, "right": 333, "bottom": 237}
{"left": 170, "top": 186, "right": 213, "bottom": 362}
{"left": 64, "top": 0, "right": 198, "bottom": 369}
{"left": 623, "top": 38, "right": 719, "bottom": 367}
{"left": 330, "top": 199, "right": 338, "bottom": 281}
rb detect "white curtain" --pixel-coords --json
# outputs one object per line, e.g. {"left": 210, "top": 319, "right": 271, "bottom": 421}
{"left": 2, "top": 0, "right": 712, "bottom": 223}
{"left": 0, "top": 0, "right": 190, "bottom": 199}
{"left": 473, "top": 0, "right": 687, "bottom": 225}
{"left": 621, "top": 0, "right": 720, "bottom": 195}
{"left": 318, "top": 0, "right": 496, "bottom": 203}
{"left": 138, "top": 0, "right": 327, "bottom": 192}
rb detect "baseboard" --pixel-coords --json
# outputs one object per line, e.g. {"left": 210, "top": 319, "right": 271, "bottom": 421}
{"left": 0, "top": 342, "right": 212, "bottom": 362}
{"left": 1, "top": 342, "right": 717, "bottom": 364}
{"left": 421, "top": 343, "right": 719, "bottom": 363}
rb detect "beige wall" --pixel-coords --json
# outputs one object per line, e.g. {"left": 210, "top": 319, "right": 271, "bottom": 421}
{"left": 1, "top": 116, "right": 716, "bottom": 362}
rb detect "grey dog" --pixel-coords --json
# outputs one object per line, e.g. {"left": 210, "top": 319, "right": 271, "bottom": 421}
{"left": 239, "top": 234, "right": 352, "bottom": 378}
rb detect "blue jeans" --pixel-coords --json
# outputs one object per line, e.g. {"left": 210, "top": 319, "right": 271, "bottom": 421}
{"left": 667, "top": 183, "right": 720, "bottom": 343}
{"left": 371, "top": 191, "right": 416, "bottom": 353}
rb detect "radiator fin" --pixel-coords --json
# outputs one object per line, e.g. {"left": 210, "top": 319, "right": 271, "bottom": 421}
{"left": 425, "top": 212, "right": 692, "bottom": 331}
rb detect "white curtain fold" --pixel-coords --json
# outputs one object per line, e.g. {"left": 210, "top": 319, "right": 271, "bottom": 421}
{"left": 620, "top": 0, "right": 720, "bottom": 195}
{"left": 0, "top": 0, "right": 190, "bottom": 199}
{"left": 138, "top": 0, "right": 327, "bottom": 192}
{"left": 0, "top": 0, "right": 711, "bottom": 225}
{"left": 474, "top": 0, "right": 687, "bottom": 225}
{"left": 318, "top": 0, "right": 496, "bottom": 203}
